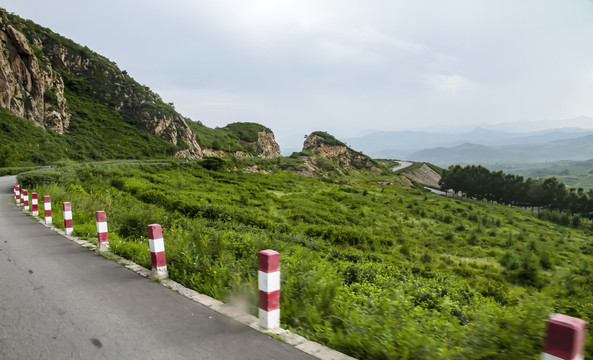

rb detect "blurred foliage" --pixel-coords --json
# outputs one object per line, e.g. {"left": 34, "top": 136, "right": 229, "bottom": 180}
{"left": 18, "top": 160, "right": 593, "bottom": 359}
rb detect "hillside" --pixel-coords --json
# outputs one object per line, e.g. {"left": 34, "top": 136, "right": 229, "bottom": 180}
{"left": 0, "top": 10, "right": 280, "bottom": 167}
{"left": 17, "top": 159, "right": 593, "bottom": 359}
{"left": 299, "top": 131, "right": 383, "bottom": 174}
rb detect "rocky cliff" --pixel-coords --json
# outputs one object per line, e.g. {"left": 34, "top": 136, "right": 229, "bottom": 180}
{"left": 302, "top": 132, "right": 382, "bottom": 172}
{"left": 0, "top": 10, "right": 202, "bottom": 158}
{"left": 254, "top": 131, "right": 281, "bottom": 158}
{"left": 0, "top": 23, "right": 70, "bottom": 133}
{"left": 0, "top": 10, "right": 284, "bottom": 163}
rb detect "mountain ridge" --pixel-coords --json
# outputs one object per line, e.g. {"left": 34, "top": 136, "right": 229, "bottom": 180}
{"left": 0, "top": 9, "right": 281, "bottom": 166}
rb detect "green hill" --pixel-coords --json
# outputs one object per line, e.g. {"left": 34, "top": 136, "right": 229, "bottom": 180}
{"left": 0, "top": 9, "right": 279, "bottom": 167}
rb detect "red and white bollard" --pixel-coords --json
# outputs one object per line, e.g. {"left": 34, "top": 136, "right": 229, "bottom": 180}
{"left": 14, "top": 183, "right": 20, "bottom": 204}
{"left": 14, "top": 183, "right": 20, "bottom": 205}
{"left": 22, "top": 189, "right": 29, "bottom": 211}
{"left": 542, "top": 313, "right": 586, "bottom": 360}
{"left": 31, "top": 193, "right": 38, "bottom": 216}
{"left": 95, "top": 211, "right": 109, "bottom": 252}
{"left": 258, "top": 249, "right": 280, "bottom": 329}
{"left": 147, "top": 224, "right": 168, "bottom": 279}
{"left": 63, "top": 202, "right": 73, "bottom": 235}
{"left": 43, "top": 196, "right": 52, "bottom": 224}
{"left": 19, "top": 189, "right": 25, "bottom": 207}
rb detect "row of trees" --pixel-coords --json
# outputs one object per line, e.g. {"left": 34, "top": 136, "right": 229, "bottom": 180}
{"left": 439, "top": 165, "right": 593, "bottom": 220}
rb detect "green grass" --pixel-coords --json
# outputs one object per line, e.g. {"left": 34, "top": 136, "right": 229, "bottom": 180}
{"left": 17, "top": 160, "right": 593, "bottom": 359}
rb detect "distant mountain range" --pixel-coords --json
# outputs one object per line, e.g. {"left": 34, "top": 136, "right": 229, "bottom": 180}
{"left": 344, "top": 124, "right": 593, "bottom": 166}
{"left": 410, "top": 135, "right": 593, "bottom": 166}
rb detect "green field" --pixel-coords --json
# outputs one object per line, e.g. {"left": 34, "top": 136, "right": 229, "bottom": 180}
{"left": 487, "top": 159, "right": 593, "bottom": 190}
{"left": 17, "top": 160, "right": 593, "bottom": 359}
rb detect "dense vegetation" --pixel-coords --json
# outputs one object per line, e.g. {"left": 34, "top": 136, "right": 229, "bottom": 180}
{"left": 308, "top": 131, "right": 348, "bottom": 147}
{"left": 17, "top": 160, "right": 593, "bottom": 359}
{"left": 440, "top": 164, "right": 593, "bottom": 223}
{"left": 188, "top": 121, "right": 272, "bottom": 154}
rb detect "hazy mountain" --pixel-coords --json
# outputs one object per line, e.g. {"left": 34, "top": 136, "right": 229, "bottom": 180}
{"left": 345, "top": 125, "right": 593, "bottom": 160}
{"left": 410, "top": 134, "right": 593, "bottom": 166}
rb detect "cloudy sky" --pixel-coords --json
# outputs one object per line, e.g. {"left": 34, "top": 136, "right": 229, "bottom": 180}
{"left": 4, "top": 1, "right": 593, "bottom": 152}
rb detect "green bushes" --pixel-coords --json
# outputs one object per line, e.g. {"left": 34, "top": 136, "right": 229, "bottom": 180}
{"left": 18, "top": 161, "right": 593, "bottom": 359}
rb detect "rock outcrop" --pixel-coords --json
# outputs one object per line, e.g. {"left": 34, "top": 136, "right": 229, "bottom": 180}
{"left": 0, "top": 10, "right": 202, "bottom": 158}
{"left": 303, "top": 132, "right": 382, "bottom": 172}
{"left": 254, "top": 131, "right": 281, "bottom": 158}
{"left": 0, "top": 24, "right": 70, "bottom": 133}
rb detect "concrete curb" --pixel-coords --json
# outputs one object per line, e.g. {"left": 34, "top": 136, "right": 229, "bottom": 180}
{"left": 19, "top": 205, "right": 356, "bottom": 360}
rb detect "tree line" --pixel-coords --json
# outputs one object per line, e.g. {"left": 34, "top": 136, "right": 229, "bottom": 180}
{"left": 439, "top": 165, "right": 593, "bottom": 222}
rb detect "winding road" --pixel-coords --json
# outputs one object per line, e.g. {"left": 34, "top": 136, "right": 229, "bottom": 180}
{"left": 0, "top": 175, "right": 320, "bottom": 360}
{"left": 391, "top": 160, "right": 414, "bottom": 172}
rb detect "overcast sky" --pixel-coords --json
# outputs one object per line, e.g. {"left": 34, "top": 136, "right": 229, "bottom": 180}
{"left": 4, "top": 1, "right": 593, "bottom": 152}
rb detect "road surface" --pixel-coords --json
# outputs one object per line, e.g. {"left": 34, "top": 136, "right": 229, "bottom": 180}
{"left": 391, "top": 160, "right": 414, "bottom": 172}
{"left": 0, "top": 176, "right": 317, "bottom": 360}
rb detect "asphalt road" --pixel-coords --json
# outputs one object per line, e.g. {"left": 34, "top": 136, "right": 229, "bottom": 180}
{"left": 391, "top": 160, "right": 414, "bottom": 172}
{"left": 0, "top": 175, "right": 316, "bottom": 360}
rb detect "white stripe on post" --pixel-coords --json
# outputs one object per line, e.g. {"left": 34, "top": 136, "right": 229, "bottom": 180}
{"left": 63, "top": 202, "right": 73, "bottom": 235}
{"left": 31, "top": 193, "right": 38, "bottom": 217}
{"left": 43, "top": 196, "right": 52, "bottom": 224}
{"left": 258, "top": 249, "right": 280, "bottom": 329}
{"left": 542, "top": 313, "right": 586, "bottom": 360}
{"left": 22, "top": 190, "right": 29, "bottom": 211}
{"left": 95, "top": 211, "right": 109, "bottom": 252}
{"left": 147, "top": 224, "right": 168, "bottom": 279}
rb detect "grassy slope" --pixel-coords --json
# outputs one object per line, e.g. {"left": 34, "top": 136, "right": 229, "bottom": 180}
{"left": 18, "top": 160, "right": 593, "bottom": 359}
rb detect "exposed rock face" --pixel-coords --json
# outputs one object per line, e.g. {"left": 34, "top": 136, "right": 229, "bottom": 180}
{"left": 255, "top": 131, "right": 281, "bottom": 158}
{"left": 0, "top": 10, "right": 202, "bottom": 158}
{"left": 0, "top": 24, "right": 70, "bottom": 133}
{"left": 303, "top": 133, "right": 381, "bottom": 172}
{"left": 403, "top": 164, "right": 441, "bottom": 188}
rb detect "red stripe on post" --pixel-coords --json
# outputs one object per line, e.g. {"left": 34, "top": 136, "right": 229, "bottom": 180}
{"left": 543, "top": 314, "right": 586, "bottom": 360}
{"left": 96, "top": 211, "right": 107, "bottom": 223}
{"left": 258, "top": 290, "right": 280, "bottom": 311}
{"left": 259, "top": 249, "right": 280, "bottom": 273}
{"left": 150, "top": 251, "right": 167, "bottom": 268}
{"left": 147, "top": 224, "right": 163, "bottom": 240}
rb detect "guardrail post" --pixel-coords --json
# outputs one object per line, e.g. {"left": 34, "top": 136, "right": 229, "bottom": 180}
{"left": 542, "top": 313, "right": 586, "bottom": 360}
{"left": 22, "top": 190, "right": 29, "bottom": 211}
{"left": 147, "top": 224, "right": 168, "bottom": 279}
{"left": 43, "top": 196, "right": 52, "bottom": 224}
{"left": 63, "top": 202, "right": 73, "bottom": 235}
{"left": 258, "top": 249, "right": 280, "bottom": 329}
{"left": 95, "top": 211, "right": 109, "bottom": 252}
{"left": 31, "top": 193, "right": 38, "bottom": 216}
{"left": 14, "top": 183, "right": 20, "bottom": 205}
